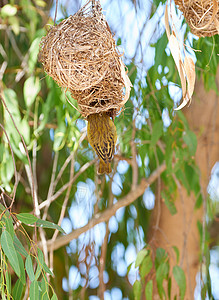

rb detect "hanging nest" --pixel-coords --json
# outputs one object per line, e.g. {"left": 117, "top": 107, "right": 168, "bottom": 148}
{"left": 38, "top": 0, "right": 131, "bottom": 118}
{"left": 174, "top": 0, "right": 219, "bottom": 37}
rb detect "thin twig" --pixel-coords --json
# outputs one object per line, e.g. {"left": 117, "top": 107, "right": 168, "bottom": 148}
{"left": 49, "top": 155, "right": 75, "bottom": 271}
{"left": 98, "top": 159, "right": 118, "bottom": 298}
{"left": 43, "top": 152, "right": 59, "bottom": 220}
{"left": 38, "top": 159, "right": 97, "bottom": 210}
{"left": 32, "top": 139, "right": 40, "bottom": 217}
{"left": 0, "top": 94, "right": 36, "bottom": 213}
{"left": 0, "top": 61, "right": 7, "bottom": 81}
{"left": 54, "top": 0, "right": 59, "bottom": 25}
{"left": 43, "top": 162, "right": 166, "bottom": 251}
{"left": 99, "top": 224, "right": 109, "bottom": 298}
{"left": 53, "top": 130, "right": 86, "bottom": 188}
{"left": 0, "top": 124, "right": 18, "bottom": 208}
{"left": 6, "top": 28, "right": 24, "bottom": 60}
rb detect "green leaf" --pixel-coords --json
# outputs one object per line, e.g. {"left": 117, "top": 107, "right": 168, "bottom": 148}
{"left": 35, "top": 0, "right": 47, "bottom": 7}
{"left": 156, "top": 275, "right": 165, "bottom": 298}
{"left": 51, "top": 294, "right": 58, "bottom": 300}
{"left": 183, "top": 130, "right": 197, "bottom": 156}
{"left": 184, "top": 163, "right": 200, "bottom": 193}
{"left": 1, "top": 4, "right": 17, "bottom": 17}
{"left": 34, "top": 260, "right": 42, "bottom": 281}
{"left": 20, "top": 118, "right": 30, "bottom": 144}
{"left": 195, "top": 191, "right": 202, "bottom": 210}
{"left": 151, "top": 120, "right": 163, "bottom": 147}
{"left": 173, "top": 266, "right": 186, "bottom": 299}
{"left": 140, "top": 255, "right": 153, "bottom": 278}
{"left": 0, "top": 203, "right": 9, "bottom": 214}
{"left": 36, "top": 219, "right": 65, "bottom": 234}
{"left": 172, "top": 246, "right": 180, "bottom": 264}
{"left": 145, "top": 280, "right": 153, "bottom": 300}
{"left": 0, "top": 144, "right": 3, "bottom": 165}
{"left": 1, "top": 293, "right": 7, "bottom": 300}
{"left": 8, "top": 16, "right": 20, "bottom": 35}
{"left": 117, "top": 37, "right": 122, "bottom": 46}
{"left": 175, "top": 168, "right": 190, "bottom": 194}
{"left": 155, "top": 248, "right": 167, "bottom": 268}
{"left": 13, "top": 235, "right": 28, "bottom": 257}
{"left": 3, "top": 89, "right": 21, "bottom": 148}
{"left": 133, "top": 280, "right": 142, "bottom": 300}
{"left": 156, "top": 262, "right": 169, "bottom": 299}
{"left": 153, "top": 0, "right": 166, "bottom": 7}
{"left": 17, "top": 253, "right": 26, "bottom": 285}
{"left": 127, "top": 62, "right": 137, "bottom": 86}
{"left": 1, "top": 151, "right": 14, "bottom": 184}
{"left": 30, "top": 280, "right": 39, "bottom": 300}
{"left": 127, "top": 262, "right": 133, "bottom": 274}
{"left": 1, "top": 230, "right": 20, "bottom": 277}
{"left": 4, "top": 214, "right": 14, "bottom": 238}
{"left": 35, "top": 91, "right": 54, "bottom": 134}
{"left": 12, "top": 279, "right": 24, "bottom": 300}
{"left": 135, "top": 248, "right": 148, "bottom": 267}
{"left": 5, "top": 271, "right": 11, "bottom": 294}
{"left": 163, "top": 195, "right": 177, "bottom": 215}
{"left": 16, "top": 213, "right": 38, "bottom": 225}
{"left": 40, "top": 276, "right": 50, "bottom": 300}
{"left": 28, "top": 37, "right": 41, "bottom": 72}
{"left": 156, "top": 261, "right": 169, "bottom": 280}
{"left": 154, "top": 33, "right": 168, "bottom": 70}
{"left": 23, "top": 76, "right": 41, "bottom": 108}
{"left": 25, "top": 255, "right": 35, "bottom": 282}
{"left": 37, "top": 248, "right": 53, "bottom": 276}
{"left": 3, "top": 89, "right": 21, "bottom": 124}
{"left": 53, "top": 121, "right": 66, "bottom": 151}
{"left": 201, "top": 284, "right": 207, "bottom": 300}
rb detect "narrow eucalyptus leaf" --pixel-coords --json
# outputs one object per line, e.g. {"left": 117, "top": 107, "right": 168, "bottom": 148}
{"left": 133, "top": 280, "right": 142, "bottom": 300}
{"left": 145, "top": 280, "right": 153, "bottom": 300}
{"left": 17, "top": 253, "right": 26, "bottom": 285}
{"left": 36, "top": 219, "right": 65, "bottom": 234}
{"left": 1, "top": 230, "right": 20, "bottom": 277}
{"left": 25, "top": 255, "right": 35, "bottom": 282}
{"left": 37, "top": 248, "right": 53, "bottom": 276}
{"left": 30, "top": 280, "right": 39, "bottom": 300}
{"left": 16, "top": 213, "right": 38, "bottom": 225}
{"left": 13, "top": 235, "right": 28, "bottom": 257}
{"left": 173, "top": 266, "right": 186, "bottom": 299}
{"left": 12, "top": 279, "right": 24, "bottom": 300}
{"left": 135, "top": 248, "right": 148, "bottom": 267}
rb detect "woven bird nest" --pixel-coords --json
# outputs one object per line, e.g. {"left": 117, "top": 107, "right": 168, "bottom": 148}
{"left": 174, "top": 0, "right": 219, "bottom": 37}
{"left": 39, "top": 0, "right": 131, "bottom": 118}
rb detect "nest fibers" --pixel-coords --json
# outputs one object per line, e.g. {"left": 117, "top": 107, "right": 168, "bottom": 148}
{"left": 174, "top": 0, "right": 219, "bottom": 37}
{"left": 39, "top": 0, "right": 131, "bottom": 118}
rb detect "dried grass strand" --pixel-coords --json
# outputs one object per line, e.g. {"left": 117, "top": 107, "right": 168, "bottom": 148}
{"left": 175, "top": 0, "right": 219, "bottom": 37}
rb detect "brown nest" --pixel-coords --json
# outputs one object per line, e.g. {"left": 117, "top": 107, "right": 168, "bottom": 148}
{"left": 174, "top": 0, "right": 219, "bottom": 37}
{"left": 39, "top": 0, "right": 131, "bottom": 118}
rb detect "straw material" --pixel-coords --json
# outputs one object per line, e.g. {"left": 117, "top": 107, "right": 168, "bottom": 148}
{"left": 174, "top": 0, "right": 219, "bottom": 37}
{"left": 39, "top": 0, "right": 130, "bottom": 118}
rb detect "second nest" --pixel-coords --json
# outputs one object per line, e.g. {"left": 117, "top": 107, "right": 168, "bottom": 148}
{"left": 39, "top": 2, "right": 130, "bottom": 118}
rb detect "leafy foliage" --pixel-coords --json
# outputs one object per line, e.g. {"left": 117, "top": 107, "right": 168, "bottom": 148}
{"left": 0, "top": 204, "right": 61, "bottom": 299}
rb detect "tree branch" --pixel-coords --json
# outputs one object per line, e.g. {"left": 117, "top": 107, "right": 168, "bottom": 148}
{"left": 38, "top": 158, "right": 96, "bottom": 210}
{"left": 44, "top": 162, "right": 166, "bottom": 251}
